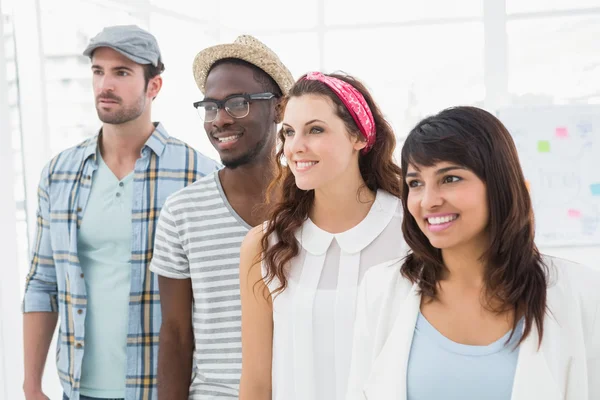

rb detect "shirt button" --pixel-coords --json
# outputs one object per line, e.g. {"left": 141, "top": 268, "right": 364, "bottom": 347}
{"left": 119, "top": 182, "right": 124, "bottom": 187}
{"left": 77, "top": 207, "right": 82, "bottom": 212}
{"left": 80, "top": 273, "right": 84, "bottom": 278}
{"left": 75, "top": 342, "right": 83, "bottom": 349}
{"left": 116, "top": 192, "right": 121, "bottom": 197}
{"left": 77, "top": 309, "right": 83, "bottom": 315}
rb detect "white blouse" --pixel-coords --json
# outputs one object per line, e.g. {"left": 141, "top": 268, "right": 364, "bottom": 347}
{"left": 346, "top": 255, "right": 600, "bottom": 400}
{"left": 263, "top": 190, "right": 408, "bottom": 400}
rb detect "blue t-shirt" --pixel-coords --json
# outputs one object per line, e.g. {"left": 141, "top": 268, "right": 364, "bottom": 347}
{"left": 407, "top": 312, "right": 524, "bottom": 400}
{"left": 77, "top": 153, "right": 133, "bottom": 398}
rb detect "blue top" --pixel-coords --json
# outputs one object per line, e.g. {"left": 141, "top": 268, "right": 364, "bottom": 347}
{"left": 407, "top": 312, "right": 524, "bottom": 400}
{"left": 78, "top": 152, "right": 134, "bottom": 398}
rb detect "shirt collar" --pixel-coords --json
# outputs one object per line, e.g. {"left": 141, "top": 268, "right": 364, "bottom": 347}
{"left": 82, "top": 135, "right": 99, "bottom": 162}
{"left": 294, "top": 190, "right": 399, "bottom": 255}
{"left": 82, "top": 122, "right": 170, "bottom": 162}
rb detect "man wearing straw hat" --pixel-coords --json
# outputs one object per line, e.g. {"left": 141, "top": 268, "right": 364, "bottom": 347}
{"left": 150, "top": 36, "right": 294, "bottom": 398}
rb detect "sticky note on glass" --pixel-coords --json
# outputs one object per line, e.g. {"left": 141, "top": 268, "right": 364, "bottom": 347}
{"left": 555, "top": 127, "right": 568, "bottom": 138}
{"left": 577, "top": 121, "right": 592, "bottom": 135}
{"left": 537, "top": 140, "right": 550, "bottom": 153}
{"left": 591, "top": 183, "right": 600, "bottom": 196}
{"left": 567, "top": 209, "right": 581, "bottom": 218}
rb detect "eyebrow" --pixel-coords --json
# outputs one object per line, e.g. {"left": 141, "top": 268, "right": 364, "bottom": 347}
{"left": 202, "top": 93, "right": 245, "bottom": 102}
{"left": 405, "top": 165, "right": 467, "bottom": 178}
{"left": 91, "top": 65, "right": 135, "bottom": 73}
{"left": 281, "top": 119, "right": 327, "bottom": 129}
{"left": 114, "top": 66, "right": 135, "bottom": 73}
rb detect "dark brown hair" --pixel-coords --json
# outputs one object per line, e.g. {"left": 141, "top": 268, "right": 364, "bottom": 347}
{"left": 400, "top": 106, "right": 548, "bottom": 345}
{"left": 260, "top": 73, "right": 402, "bottom": 296}
{"left": 143, "top": 59, "right": 165, "bottom": 100}
{"left": 143, "top": 59, "right": 165, "bottom": 89}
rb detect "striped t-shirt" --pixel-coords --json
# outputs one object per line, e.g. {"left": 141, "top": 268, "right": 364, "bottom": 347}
{"left": 150, "top": 171, "right": 251, "bottom": 398}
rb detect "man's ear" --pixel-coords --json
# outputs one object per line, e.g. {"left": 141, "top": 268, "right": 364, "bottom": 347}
{"left": 274, "top": 100, "right": 283, "bottom": 123}
{"left": 147, "top": 75, "right": 163, "bottom": 100}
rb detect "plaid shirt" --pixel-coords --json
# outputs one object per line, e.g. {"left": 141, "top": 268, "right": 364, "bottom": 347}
{"left": 22, "top": 123, "right": 220, "bottom": 400}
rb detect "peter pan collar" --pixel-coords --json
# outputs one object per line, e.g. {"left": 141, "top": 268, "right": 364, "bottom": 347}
{"left": 294, "top": 190, "right": 399, "bottom": 255}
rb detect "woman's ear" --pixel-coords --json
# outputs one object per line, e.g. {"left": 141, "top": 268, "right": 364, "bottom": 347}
{"left": 353, "top": 137, "right": 367, "bottom": 152}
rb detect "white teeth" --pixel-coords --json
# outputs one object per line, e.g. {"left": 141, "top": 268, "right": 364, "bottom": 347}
{"left": 217, "top": 135, "right": 241, "bottom": 143}
{"left": 296, "top": 161, "right": 318, "bottom": 169}
{"left": 427, "top": 215, "right": 458, "bottom": 225}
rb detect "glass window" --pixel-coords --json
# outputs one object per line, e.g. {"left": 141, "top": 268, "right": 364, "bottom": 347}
{"left": 216, "top": 0, "right": 318, "bottom": 31}
{"left": 508, "top": 16, "right": 600, "bottom": 105}
{"left": 325, "top": 0, "right": 482, "bottom": 25}
{"left": 150, "top": 13, "right": 219, "bottom": 161}
{"left": 324, "top": 23, "right": 485, "bottom": 139}
{"left": 152, "top": 0, "right": 317, "bottom": 31}
{"left": 150, "top": 0, "right": 215, "bottom": 20}
{"left": 3, "top": 3, "right": 30, "bottom": 292}
{"left": 507, "top": 0, "right": 600, "bottom": 14}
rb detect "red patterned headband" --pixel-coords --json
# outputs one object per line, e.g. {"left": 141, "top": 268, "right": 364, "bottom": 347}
{"left": 302, "top": 71, "right": 376, "bottom": 154}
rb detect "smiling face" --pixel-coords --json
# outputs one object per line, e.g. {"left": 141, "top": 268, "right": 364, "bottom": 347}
{"left": 405, "top": 161, "right": 489, "bottom": 251}
{"left": 282, "top": 94, "right": 366, "bottom": 191}
{"left": 203, "top": 62, "right": 277, "bottom": 168}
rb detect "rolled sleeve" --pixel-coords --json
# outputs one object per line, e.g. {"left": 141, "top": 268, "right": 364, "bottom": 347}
{"left": 22, "top": 166, "right": 58, "bottom": 313}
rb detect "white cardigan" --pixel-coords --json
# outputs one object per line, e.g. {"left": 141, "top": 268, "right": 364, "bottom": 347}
{"left": 346, "top": 255, "right": 600, "bottom": 400}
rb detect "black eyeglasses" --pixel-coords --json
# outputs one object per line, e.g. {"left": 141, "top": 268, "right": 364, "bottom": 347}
{"left": 193, "top": 92, "right": 278, "bottom": 122}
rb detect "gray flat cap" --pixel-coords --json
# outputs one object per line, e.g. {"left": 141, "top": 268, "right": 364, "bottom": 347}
{"left": 83, "top": 25, "right": 162, "bottom": 67}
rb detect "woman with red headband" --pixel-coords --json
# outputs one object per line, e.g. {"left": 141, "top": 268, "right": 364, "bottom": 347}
{"left": 238, "top": 72, "right": 407, "bottom": 400}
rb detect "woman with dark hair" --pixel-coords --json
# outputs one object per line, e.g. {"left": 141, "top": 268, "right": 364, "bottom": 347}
{"left": 346, "top": 106, "right": 600, "bottom": 400}
{"left": 238, "top": 72, "right": 408, "bottom": 400}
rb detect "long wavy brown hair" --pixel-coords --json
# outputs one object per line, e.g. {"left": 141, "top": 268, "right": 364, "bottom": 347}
{"left": 400, "top": 106, "right": 548, "bottom": 345}
{"left": 261, "top": 73, "right": 402, "bottom": 296}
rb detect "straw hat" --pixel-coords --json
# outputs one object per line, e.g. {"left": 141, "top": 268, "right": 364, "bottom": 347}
{"left": 192, "top": 35, "right": 294, "bottom": 95}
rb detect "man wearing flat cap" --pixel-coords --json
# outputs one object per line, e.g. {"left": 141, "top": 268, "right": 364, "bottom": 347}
{"left": 22, "top": 25, "right": 220, "bottom": 400}
{"left": 149, "top": 35, "right": 294, "bottom": 399}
